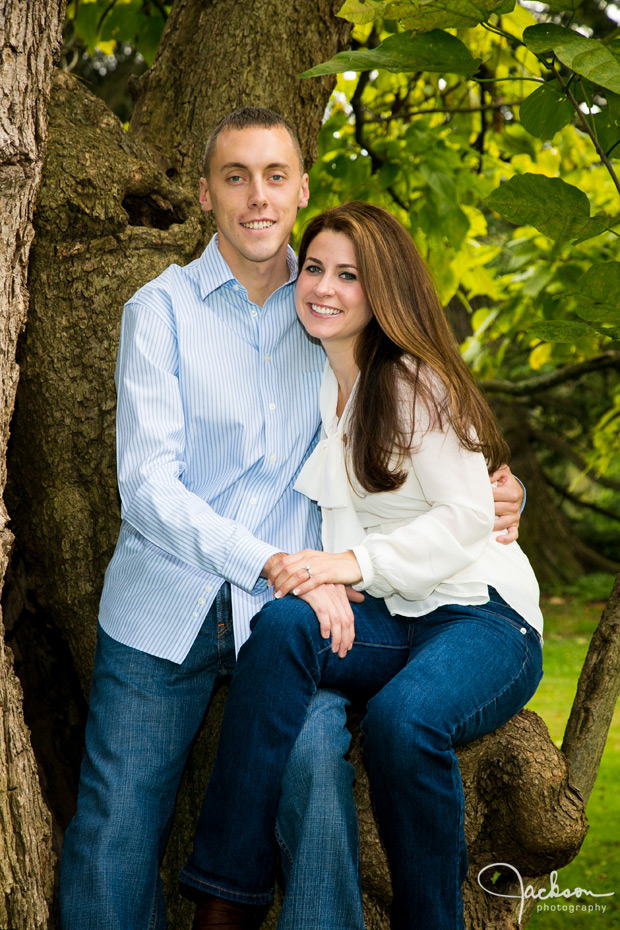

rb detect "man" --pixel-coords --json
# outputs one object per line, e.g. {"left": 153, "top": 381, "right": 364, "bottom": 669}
{"left": 58, "top": 107, "right": 523, "bottom": 930}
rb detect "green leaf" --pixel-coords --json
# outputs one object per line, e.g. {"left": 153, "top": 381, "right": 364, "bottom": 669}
{"left": 523, "top": 24, "right": 620, "bottom": 94}
{"left": 73, "top": 1, "right": 100, "bottom": 55}
{"left": 338, "top": 0, "right": 514, "bottom": 33}
{"left": 574, "top": 263, "right": 620, "bottom": 322}
{"left": 300, "top": 31, "right": 480, "bottom": 78}
{"left": 519, "top": 82, "right": 573, "bottom": 139}
{"left": 593, "top": 91, "right": 620, "bottom": 154}
{"left": 572, "top": 213, "right": 620, "bottom": 243}
{"left": 486, "top": 173, "right": 619, "bottom": 241}
{"left": 379, "top": 161, "right": 401, "bottom": 188}
{"left": 544, "top": 0, "right": 581, "bottom": 10}
{"left": 529, "top": 321, "right": 594, "bottom": 341}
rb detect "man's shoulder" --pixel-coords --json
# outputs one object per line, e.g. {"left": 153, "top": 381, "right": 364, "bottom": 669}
{"left": 126, "top": 256, "right": 203, "bottom": 312}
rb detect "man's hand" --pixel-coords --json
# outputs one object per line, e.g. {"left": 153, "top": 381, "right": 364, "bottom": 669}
{"left": 490, "top": 464, "right": 523, "bottom": 545}
{"left": 260, "top": 552, "right": 287, "bottom": 579}
{"left": 268, "top": 548, "right": 362, "bottom": 600}
{"left": 298, "top": 584, "right": 356, "bottom": 658}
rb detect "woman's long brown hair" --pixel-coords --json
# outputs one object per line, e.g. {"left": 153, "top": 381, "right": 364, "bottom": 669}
{"left": 297, "top": 202, "right": 510, "bottom": 493}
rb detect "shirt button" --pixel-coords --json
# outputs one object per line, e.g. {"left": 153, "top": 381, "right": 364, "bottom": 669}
{"left": 520, "top": 627, "right": 527, "bottom": 635}
{"left": 251, "top": 309, "right": 258, "bottom": 317}
{"left": 269, "top": 402, "right": 276, "bottom": 410}
{"left": 264, "top": 355, "right": 271, "bottom": 363}
{"left": 233, "top": 284, "right": 240, "bottom": 291}
{"left": 198, "top": 597, "right": 206, "bottom": 605}
{"left": 270, "top": 454, "right": 276, "bottom": 463}
{"left": 192, "top": 611, "right": 198, "bottom": 619}
{"left": 205, "top": 585, "right": 212, "bottom": 593}
{"left": 250, "top": 497, "right": 257, "bottom": 506}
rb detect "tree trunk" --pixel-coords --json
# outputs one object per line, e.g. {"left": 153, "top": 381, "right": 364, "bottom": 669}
{"left": 491, "top": 399, "right": 589, "bottom": 585}
{"left": 129, "top": 0, "right": 351, "bottom": 184}
{"left": 0, "top": 1, "right": 66, "bottom": 926}
{"left": 3, "top": 2, "right": 619, "bottom": 928}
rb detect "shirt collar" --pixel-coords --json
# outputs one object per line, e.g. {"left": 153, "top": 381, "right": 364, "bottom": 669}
{"left": 194, "top": 234, "right": 298, "bottom": 300}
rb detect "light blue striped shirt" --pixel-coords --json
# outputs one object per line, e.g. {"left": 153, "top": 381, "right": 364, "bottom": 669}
{"left": 99, "top": 235, "right": 325, "bottom": 663}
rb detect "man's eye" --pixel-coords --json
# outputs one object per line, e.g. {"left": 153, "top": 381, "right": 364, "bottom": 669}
{"left": 227, "top": 175, "right": 243, "bottom": 183}
{"left": 271, "top": 174, "right": 284, "bottom": 182}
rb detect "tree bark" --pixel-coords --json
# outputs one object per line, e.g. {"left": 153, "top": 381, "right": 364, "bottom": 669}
{"left": 129, "top": 0, "right": 351, "bottom": 184}
{"left": 563, "top": 573, "right": 620, "bottom": 805}
{"left": 491, "top": 399, "right": 590, "bottom": 585}
{"left": 3, "top": 2, "right": 619, "bottom": 929}
{"left": 0, "top": 1, "right": 66, "bottom": 925}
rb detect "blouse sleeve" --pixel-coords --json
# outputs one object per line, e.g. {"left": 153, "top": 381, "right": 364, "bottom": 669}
{"left": 351, "top": 403, "right": 495, "bottom": 602}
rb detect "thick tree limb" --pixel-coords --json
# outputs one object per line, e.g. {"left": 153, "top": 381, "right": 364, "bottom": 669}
{"left": 563, "top": 573, "right": 620, "bottom": 805}
{"left": 481, "top": 352, "right": 620, "bottom": 397}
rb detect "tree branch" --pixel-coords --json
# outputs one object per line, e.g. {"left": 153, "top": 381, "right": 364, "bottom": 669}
{"left": 544, "top": 472, "right": 620, "bottom": 522}
{"left": 349, "top": 55, "right": 410, "bottom": 212}
{"left": 530, "top": 428, "right": 620, "bottom": 492}
{"left": 480, "top": 352, "right": 620, "bottom": 396}
{"left": 553, "top": 65, "right": 620, "bottom": 200}
{"left": 563, "top": 573, "right": 620, "bottom": 806}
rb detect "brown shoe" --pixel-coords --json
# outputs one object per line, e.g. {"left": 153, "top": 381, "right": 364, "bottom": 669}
{"left": 192, "top": 893, "right": 268, "bottom": 930}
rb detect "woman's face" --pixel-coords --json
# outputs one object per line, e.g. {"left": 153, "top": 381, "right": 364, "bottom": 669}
{"left": 295, "top": 229, "right": 373, "bottom": 354}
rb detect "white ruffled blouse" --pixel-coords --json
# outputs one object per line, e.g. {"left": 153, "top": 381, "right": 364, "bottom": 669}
{"left": 294, "top": 362, "right": 543, "bottom": 637}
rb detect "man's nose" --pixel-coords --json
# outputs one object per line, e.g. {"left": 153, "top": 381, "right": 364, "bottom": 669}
{"left": 248, "top": 178, "right": 268, "bottom": 207}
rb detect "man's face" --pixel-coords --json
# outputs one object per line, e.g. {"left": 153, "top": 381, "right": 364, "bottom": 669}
{"left": 199, "top": 126, "right": 309, "bottom": 273}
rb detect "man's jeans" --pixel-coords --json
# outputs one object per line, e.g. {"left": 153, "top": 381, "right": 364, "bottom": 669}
{"left": 180, "top": 588, "right": 543, "bottom": 930}
{"left": 58, "top": 584, "right": 362, "bottom": 930}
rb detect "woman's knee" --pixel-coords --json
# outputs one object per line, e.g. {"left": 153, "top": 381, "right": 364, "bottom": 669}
{"left": 249, "top": 595, "right": 321, "bottom": 648}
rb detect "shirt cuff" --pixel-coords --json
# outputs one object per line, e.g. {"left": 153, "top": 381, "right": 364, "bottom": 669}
{"left": 351, "top": 544, "right": 375, "bottom": 592}
{"left": 515, "top": 475, "right": 527, "bottom": 514}
{"left": 224, "top": 536, "right": 283, "bottom": 595}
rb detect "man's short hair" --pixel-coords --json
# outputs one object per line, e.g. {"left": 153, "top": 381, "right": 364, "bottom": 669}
{"left": 202, "top": 107, "right": 304, "bottom": 178}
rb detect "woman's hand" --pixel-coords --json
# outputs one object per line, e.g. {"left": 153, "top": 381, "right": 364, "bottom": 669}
{"left": 490, "top": 465, "right": 523, "bottom": 544}
{"left": 298, "top": 584, "right": 356, "bottom": 657}
{"left": 268, "top": 549, "right": 363, "bottom": 600}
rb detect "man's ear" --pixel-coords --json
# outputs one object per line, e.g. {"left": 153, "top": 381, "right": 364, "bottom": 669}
{"left": 199, "top": 177, "right": 212, "bottom": 212}
{"left": 298, "top": 173, "right": 310, "bottom": 210}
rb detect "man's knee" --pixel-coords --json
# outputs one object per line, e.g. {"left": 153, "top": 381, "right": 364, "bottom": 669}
{"left": 282, "top": 690, "right": 354, "bottom": 797}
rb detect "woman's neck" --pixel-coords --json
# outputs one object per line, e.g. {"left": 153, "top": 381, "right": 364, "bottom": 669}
{"left": 324, "top": 342, "right": 359, "bottom": 420}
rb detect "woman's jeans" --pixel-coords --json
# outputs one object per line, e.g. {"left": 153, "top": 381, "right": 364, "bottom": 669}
{"left": 180, "top": 588, "right": 543, "bottom": 930}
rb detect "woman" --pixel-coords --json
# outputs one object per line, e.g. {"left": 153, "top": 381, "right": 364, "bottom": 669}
{"left": 179, "top": 202, "right": 544, "bottom": 930}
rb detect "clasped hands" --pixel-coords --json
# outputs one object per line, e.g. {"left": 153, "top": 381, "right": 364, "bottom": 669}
{"left": 262, "top": 550, "right": 363, "bottom": 658}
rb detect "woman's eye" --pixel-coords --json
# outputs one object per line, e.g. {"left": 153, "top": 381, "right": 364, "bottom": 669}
{"left": 341, "top": 272, "right": 356, "bottom": 281}
{"left": 304, "top": 265, "right": 322, "bottom": 274}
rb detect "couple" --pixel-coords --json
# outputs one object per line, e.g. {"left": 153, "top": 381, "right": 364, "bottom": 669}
{"left": 58, "top": 107, "right": 543, "bottom": 930}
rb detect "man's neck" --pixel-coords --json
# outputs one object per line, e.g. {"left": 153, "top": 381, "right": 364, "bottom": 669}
{"left": 217, "top": 238, "right": 292, "bottom": 307}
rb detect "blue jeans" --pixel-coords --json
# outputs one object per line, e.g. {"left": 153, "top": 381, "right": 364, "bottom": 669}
{"left": 180, "top": 588, "right": 543, "bottom": 930}
{"left": 58, "top": 585, "right": 360, "bottom": 930}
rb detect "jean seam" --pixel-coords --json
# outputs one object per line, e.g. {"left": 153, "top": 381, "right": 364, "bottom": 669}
{"left": 449, "top": 633, "right": 536, "bottom": 744}
{"left": 179, "top": 868, "right": 274, "bottom": 903}
{"left": 274, "top": 822, "right": 295, "bottom": 868}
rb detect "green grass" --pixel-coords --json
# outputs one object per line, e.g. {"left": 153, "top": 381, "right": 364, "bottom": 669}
{"left": 526, "top": 593, "right": 620, "bottom": 929}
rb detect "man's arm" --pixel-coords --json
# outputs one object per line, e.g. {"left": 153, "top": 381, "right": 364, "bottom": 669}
{"left": 116, "top": 298, "right": 281, "bottom": 593}
{"left": 490, "top": 464, "right": 524, "bottom": 545}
